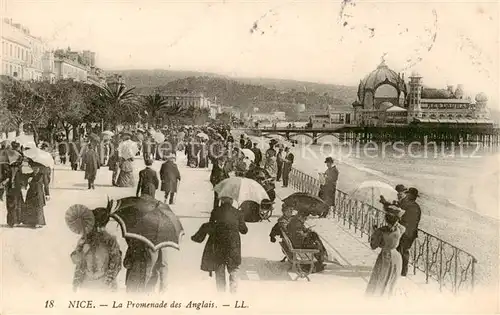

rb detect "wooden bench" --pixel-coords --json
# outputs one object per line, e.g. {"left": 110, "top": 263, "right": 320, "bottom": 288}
{"left": 279, "top": 228, "right": 319, "bottom": 281}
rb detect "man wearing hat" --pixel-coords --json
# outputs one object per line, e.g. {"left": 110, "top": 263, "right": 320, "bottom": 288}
{"left": 396, "top": 187, "right": 422, "bottom": 277}
{"left": 136, "top": 159, "right": 159, "bottom": 198}
{"left": 319, "top": 157, "right": 339, "bottom": 218}
{"left": 160, "top": 154, "right": 181, "bottom": 205}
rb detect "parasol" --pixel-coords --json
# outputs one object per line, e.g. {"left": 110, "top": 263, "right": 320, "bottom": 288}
{"left": 0, "top": 148, "right": 22, "bottom": 165}
{"left": 152, "top": 132, "right": 165, "bottom": 143}
{"left": 353, "top": 180, "right": 398, "bottom": 207}
{"left": 65, "top": 204, "right": 95, "bottom": 235}
{"left": 24, "top": 147, "right": 55, "bottom": 168}
{"left": 110, "top": 196, "right": 184, "bottom": 251}
{"left": 136, "top": 128, "right": 145, "bottom": 133}
{"left": 1, "top": 139, "right": 11, "bottom": 148}
{"left": 282, "top": 192, "right": 329, "bottom": 216}
{"left": 118, "top": 139, "right": 139, "bottom": 159}
{"left": 214, "top": 133, "right": 224, "bottom": 140}
{"left": 239, "top": 148, "right": 255, "bottom": 162}
{"left": 196, "top": 132, "right": 209, "bottom": 140}
{"left": 214, "top": 177, "right": 269, "bottom": 204}
{"left": 15, "top": 134, "right": 34, "bottom": 146}
{"left": 102, "top": 130, "right": 114, "bottom": 137}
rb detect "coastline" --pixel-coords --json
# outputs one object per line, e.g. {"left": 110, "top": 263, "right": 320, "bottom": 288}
{"left": 234, "top": 130, "right": 499, "bottom": 287}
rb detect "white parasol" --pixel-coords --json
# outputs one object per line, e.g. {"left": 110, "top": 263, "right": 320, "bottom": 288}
{"left": 239, "top": 148, "right": 255, "bottom": 162}
{"left": 118, "top": 139, "right": 139, "bottom": 159}
{"left": 102, "top": 130, "right": 114, "bottom": 137}
{"left": 24, "top": 148, "right": 55, "bottom": 168}
{"left": 352, "top": 180, "right": 398, "bottom": 207}
{"left": 197, "top": 132, "right": 209, "bottom": 140}
{"left": 152, "top": 132, "right": 165, "bottom": 143}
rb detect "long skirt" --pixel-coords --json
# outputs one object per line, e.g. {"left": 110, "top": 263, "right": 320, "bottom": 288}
{"left": 5, "top": 189, "right": 23, "bottom": 226}
{"left": 116, "top": 171, "right": 135, "bottom": 187}
{"left": 22, "top": 205, "right": 46, "bottom": 227}
{"left": 365, "top": 249, "right": 402, "bottom": 296}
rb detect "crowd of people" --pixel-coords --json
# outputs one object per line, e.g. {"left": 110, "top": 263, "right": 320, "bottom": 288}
{"left": 0, "top": 140, "right": 51, "bottom": 229}
{"left": 1, "top": 121, "right": 422, "bottom": 298}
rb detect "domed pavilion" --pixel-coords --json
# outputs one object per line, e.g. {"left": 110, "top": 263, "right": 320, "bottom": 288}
{"left": 354, "top": 60, "right": 407, "bottom": 111}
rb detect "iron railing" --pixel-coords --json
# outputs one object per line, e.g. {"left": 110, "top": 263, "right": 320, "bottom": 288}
{"left": 268, "top": 163, "right": 477, "bottom": 294}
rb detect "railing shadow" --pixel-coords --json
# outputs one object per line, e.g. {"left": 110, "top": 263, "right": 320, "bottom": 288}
{"left": 238, "top": 257, "right": 293, "bottom": 282}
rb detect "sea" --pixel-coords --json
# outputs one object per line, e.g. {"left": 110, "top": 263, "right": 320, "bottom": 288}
{"left": 239, "top": 122, "right": 500, "bottom": 285}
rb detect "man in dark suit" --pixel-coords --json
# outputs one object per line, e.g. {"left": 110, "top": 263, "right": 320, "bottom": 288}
{"left": 210, "top": 157, "right": 229, "bottom": 209}
{"left": 210, "top": 196, "right": 248, "bottom": 293}
{"left": 160, "top": 155, "right": 181, "bottom": 205}
{"left": 136, "top": 159, "right": 159, "bottom": 198}
{"left": 282, "top": 147, "right": 294, "bottom": 188}
{"left": 397, "top": 187, "right": 422, "bottom": 277}
{"left": 251, "top": 143, "right": 262, "bottom": 167}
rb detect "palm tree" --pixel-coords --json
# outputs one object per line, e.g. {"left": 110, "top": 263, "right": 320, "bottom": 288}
{"left": 142, "top": 93, "right": 167, "bottom": 127}
{"left": 158, "top": 101, "right": 187, "bottom": 127}
{"left": 98, "top": 83, "right": 138, "bottom": 129}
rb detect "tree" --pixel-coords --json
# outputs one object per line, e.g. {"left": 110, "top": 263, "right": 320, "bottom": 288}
{"left": 0, "top": 75, "right": 47, "bottom": 139}
{"left": 142, "top": 93, "right": 167, "bottom": 126}
{"left": 98, "top": 83, "right": 139, "bottom": 129}
{"left": 157, "top": 102, "right": 186, "bottom": 127}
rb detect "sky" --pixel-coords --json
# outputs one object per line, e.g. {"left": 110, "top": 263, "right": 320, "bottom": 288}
{"left": 2, "top": 0, "right": 499, "bottom": 107}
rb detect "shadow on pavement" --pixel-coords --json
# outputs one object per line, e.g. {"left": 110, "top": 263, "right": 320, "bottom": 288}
{"left": 238, "top": 256, "right": 293, "bottom": 282}
{"left": 318, "top": 264, "right": 372, "bottom": 279}
{"left": 51, "top": 187, "right": 87, "bottom": 191}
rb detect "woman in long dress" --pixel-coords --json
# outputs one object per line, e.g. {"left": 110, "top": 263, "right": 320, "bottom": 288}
{"left": 2, "top": 162, "right": 24, "bottom": 227}
{"left": 22, "top": 163, "right": 50, "bottom": 228}
{"left": 71, "top": 207, "right": 122, "bottom": 292}
{"left": 116, "top": 157, "right": 135, "bottom": 187}
{"left": 365, "top": 205, "right": 406, "bottom": 297}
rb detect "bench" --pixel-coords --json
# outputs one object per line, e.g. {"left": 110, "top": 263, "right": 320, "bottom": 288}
{"left": 279, "top": 227, "right": 320, "bottom": 281}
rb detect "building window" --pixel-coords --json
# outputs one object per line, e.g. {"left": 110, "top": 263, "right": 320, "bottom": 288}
{"left": 10, "top": 44, "right": 12, "bottom": 56}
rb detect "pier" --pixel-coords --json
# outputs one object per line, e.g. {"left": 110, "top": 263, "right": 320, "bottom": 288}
{"left": 244, "top": 125, "right": 500, "bottom": 144}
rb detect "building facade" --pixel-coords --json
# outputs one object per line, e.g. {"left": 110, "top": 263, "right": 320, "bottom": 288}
{"left": 1, "top": 18, "right": 45, "bottom": 81}
{"left": 352, "top": 61, "right": 492, "bottom": 126}
{"left": 160, "top": 93, "right": 213, "bottom": 110}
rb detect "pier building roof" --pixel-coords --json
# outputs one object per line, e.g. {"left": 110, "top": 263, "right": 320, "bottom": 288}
{"left": 356, "top": 60, "right": 407, "bottom": 105}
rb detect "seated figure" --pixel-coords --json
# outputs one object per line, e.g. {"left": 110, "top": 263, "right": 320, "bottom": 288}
{"left": 286, "top": 212, "right": 327, "bottom": 272}
{"left": 269, "top": 204, "right": 294, "bottom": 243}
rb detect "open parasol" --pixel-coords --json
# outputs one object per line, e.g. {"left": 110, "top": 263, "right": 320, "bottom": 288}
{"left": 102, "top": 130, "right": 114, "bottom": 137}
{"left": 0, "top": 148, "right": 22, "bottom": 165}
{"left": 282, "top": 192, "right": 329, "bottom": 216}
{"left": 65, "top": 204, "right": 95, "bottom": 235}
{"left": 110, "top": 196, "right": 184, "bottom": 251}
{"left": 353, "top": 180, "right": 398, "bottom": 207}
{"left": 239, "top": 148, "right": 255, "bottom": 162}
{"left": 1, "top": 139, "right": 11, "bottom": 148}
{"left": 15, "top": 134, "right": 34, "bottom": 146}
{"left": 152, "top": 132, "right": 165, "bottom": 143}
{"left": 118, "top": 139, "right": 139, "bottom": 159}
{"left": 24, "top": 147, "right": 55, "bottom": 168}
{"left": 214, "top": 177, "right": 269, "bottom": 204}
{"left": 196, "top": 132, "right": 209, "bottom": 140}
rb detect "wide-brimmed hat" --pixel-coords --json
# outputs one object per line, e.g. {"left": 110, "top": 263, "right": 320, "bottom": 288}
{"left": 385, "top": 205, "right": 405, "bottom": 218}
{"left": 324, "top": 157, "right": 334, "bottom": 163}
{"left": 406, "top": 187, "right": 419, "bottom": 197}
{"left": 395, "top": 184, "right": 407, "bottom": 193}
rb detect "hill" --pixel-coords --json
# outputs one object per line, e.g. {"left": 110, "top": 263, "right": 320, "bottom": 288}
{"left": 111, "top": 69, "right": 358, "bottom": 112}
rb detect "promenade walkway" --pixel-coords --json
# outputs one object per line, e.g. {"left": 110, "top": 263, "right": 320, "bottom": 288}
{"left": 0, "top": 153, "right": 484, "bottom": 314}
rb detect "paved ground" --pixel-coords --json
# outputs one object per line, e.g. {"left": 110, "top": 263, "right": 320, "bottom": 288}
{"left": 0, "top": 153, "right": 490, "bottom": 314}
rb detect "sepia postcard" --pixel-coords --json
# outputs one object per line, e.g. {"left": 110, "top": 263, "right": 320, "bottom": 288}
{"left": 0, "top": 0, "right": 498, "bottom": 314}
